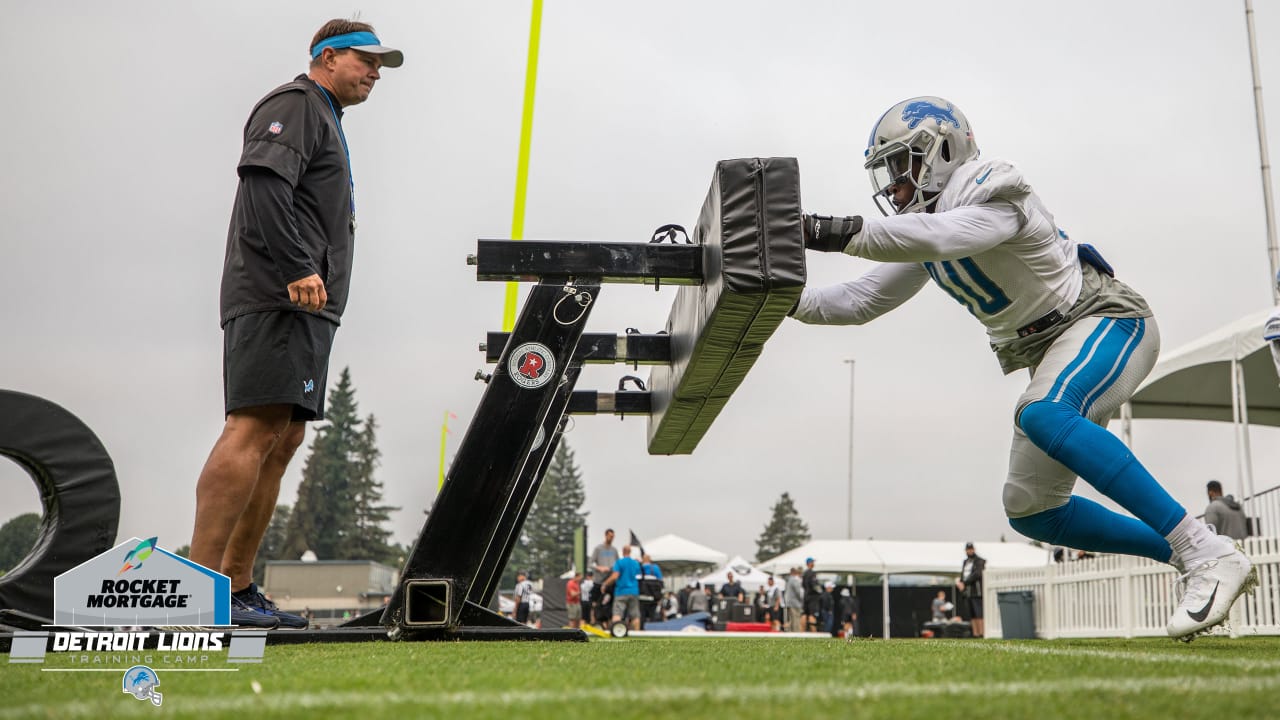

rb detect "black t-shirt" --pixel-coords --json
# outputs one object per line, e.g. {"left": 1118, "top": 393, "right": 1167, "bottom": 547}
{"left": 220, "top": 75, "right": 355, "bottom": 326}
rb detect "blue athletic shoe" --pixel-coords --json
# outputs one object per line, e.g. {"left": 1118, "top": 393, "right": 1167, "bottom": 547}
{"left": 236, "top": 584, "right": 308, "bottom": 629}
{"left": 230, "top": 593, "right": 280, "bottom": 629}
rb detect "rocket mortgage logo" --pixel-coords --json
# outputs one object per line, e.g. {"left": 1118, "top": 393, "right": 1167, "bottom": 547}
{"left": 8, "top": 537, "right": 273, "bottom": 708}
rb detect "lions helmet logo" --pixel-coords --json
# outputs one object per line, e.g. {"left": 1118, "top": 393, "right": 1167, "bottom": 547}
{"left": 901, "top": 100, "right": 960, "bottom": 130}
{"left": 122, "top": 665, "right": 163, "bottom": 707}
{"left": 507, "top": 342, "right": 556, "bottom": 389}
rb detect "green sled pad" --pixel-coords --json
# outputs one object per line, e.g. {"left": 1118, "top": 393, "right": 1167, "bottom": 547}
{"left": 646, "top": 157, "right": 806, "bottom": 455}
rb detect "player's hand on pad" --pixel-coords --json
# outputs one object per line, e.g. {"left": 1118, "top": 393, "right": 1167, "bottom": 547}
{"left": 287, "top": 273, "right": 328, "bottom": 312}
{"left": 802, "top": 213, "right": 863, "bottom": 253}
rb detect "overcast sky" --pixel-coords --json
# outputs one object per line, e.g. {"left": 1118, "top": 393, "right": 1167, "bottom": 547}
{"left": 3, "top": 1, "right": 1279, "bottom": 568}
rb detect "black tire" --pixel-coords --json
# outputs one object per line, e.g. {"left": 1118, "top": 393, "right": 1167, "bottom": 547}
{"left": 0, "top": 390, "right": 120, "bottom": 621}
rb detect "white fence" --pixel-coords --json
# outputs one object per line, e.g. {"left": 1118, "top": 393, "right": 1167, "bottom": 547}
{"left": 983, "top": 536, "right": 1280, "bottom": 638}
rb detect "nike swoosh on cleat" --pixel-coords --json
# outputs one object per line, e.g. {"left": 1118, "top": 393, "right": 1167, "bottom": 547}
{"left": 975, "top": 168, "right": 994, "bottom": 184}
{"left": 1187, "top": 582, "right": 1219, "bottom": 623}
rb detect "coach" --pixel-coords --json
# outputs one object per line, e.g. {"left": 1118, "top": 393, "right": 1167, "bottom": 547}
{"left": 188, "top": 19, "right": 402, "bottom": 629}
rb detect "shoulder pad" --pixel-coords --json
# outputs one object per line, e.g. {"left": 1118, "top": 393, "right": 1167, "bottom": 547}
{"left": 939, "top": 159, "right": 1029, "bottom": 210}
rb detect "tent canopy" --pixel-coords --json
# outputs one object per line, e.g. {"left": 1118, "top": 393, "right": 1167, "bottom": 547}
{"left": 696, "top": 556, "right": 775, "bottom": 593}
{"left": 643, "top": 533, "right": 727, "bottom": 566}
{"left": 1128, "top": 308, "right": 1280, "bottom": 426}
{"left": 755, "top": 539, "right": 1051, "bottom": 576}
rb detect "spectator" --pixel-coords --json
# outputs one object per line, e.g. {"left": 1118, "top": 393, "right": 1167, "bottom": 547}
{"left": 528, "top": 591, "right": 543, "bottom": 628}
{"left": 661, "top": 592, "right": 680, "bottom": 620}
{"left": 604, "top": 545, "right": 643, "bottom": 631}
{"left": 837, "top": 587, "right": 859, "bottom": 639}
{"left": 687, "top": 582, "right": 709, "bottom": 614}
{"left": 784, "top": 567, "right": 805, "bottom": 632}
{"left": 720, "top": 571, "right": 744, "bottom": 602}
{"left": 763, "top": 575, "right": 783, "bottom": 630}
{"left": 566, "top": 571, "right": 582, "bottom": 629}
{"left": 820, "top": 581, "right": 836, "bottom": 633}
{"left": 752, "top": 586, "right": 768, "bottom": 623}
{"left": 957, "top": 543, "right": 986, "bottom": 638}
{"left": 579, "top": 574, "right": 594, "bottom": 625}
{"left": 803, "top": 557, "right": 823, "bottom": 632}
{"left": 1205, "top": 481, "right": 1250, "bottom": 541}
{"left": 513, "top": 571, "right": 533, "bottom": 626}
{"left": 589, "top": 529, "right": 619, "bottom": 625}
{"left": 931, "top": 590, "right": 950, "bottom": 622}
{"left": 639, "top": 554, "right": 665, "bottom": 623}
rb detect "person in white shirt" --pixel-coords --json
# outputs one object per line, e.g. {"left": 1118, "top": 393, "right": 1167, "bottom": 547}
{"left": 794, "top": 96, "right": 1255, "bottom": 641}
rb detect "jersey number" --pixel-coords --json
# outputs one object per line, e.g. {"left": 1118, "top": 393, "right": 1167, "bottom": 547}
{"left": 923, "top": 258, "right": 1011, "bottom": 315}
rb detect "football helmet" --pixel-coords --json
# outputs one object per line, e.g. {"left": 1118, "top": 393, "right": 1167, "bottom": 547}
{"left": 864, "top": 96, "right": 980, "bottom": 215}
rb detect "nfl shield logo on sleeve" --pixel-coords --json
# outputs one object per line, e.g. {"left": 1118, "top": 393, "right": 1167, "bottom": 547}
{"left": 268, "top": 121, "right": 284, "bottom": 135}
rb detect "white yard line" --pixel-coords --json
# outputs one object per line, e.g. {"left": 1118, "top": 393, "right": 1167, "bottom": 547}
{"left": 972, "top": 640, "right": 1280, "bottom": 671}
{"left": 5, "top": 674, "right": 1280, "bottom": 718}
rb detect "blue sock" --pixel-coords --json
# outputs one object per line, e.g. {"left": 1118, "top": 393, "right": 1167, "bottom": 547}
{"left": 1019, "top": 400, "right": 1185, "bottom": 536}
{"left": 1009, "top": 496, "right": 1172, "bottom": 562}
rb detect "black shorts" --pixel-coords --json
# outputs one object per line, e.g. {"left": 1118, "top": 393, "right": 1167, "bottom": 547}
{"left": 804, "top": 596, "right": 822, "bottom": 615}
{"left": 223, "top": 310, "right": 338, "bottom": 421}
{"left": 966, "top": 596, "right": 984, "bottom": 619}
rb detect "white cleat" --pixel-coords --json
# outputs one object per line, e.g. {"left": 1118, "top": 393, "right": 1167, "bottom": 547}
{"left": 1166, "top": 541, "right": 1257, "bottom": 642}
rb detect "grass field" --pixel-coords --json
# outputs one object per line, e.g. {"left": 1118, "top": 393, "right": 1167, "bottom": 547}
{"left": 4, "top": 635, "right": 1279, "bottom": 719}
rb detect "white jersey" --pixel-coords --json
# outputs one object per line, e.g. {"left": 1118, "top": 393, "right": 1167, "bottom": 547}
{"left": 796, "top": 158, "right": 1082, "bottom": 345}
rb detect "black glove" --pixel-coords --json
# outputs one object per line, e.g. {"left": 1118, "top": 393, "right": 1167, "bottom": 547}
{"left": 802, "top": 213, "right": 863, "bottom": 253}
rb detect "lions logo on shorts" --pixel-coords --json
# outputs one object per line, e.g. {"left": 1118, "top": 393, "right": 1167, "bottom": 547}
{"left": 508, "top": 342, "right": 556, "bottom": 389}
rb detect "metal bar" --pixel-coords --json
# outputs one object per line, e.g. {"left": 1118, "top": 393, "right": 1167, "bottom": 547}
{"left": 484, "top": 332, "right": 671, "bottom": 365}
{"left": 566, "top": 391, "right": 652, "bottom": 415}
{"left": 471, "top": 240, "right": 703, "bottom": 284}
{"left": 469, "top": 366, "right": 580, "bottom": 607}
{"left": 1245, "top": 0, "right": 1280, "bottom": 302}
{"left": 381, "top": 280, "right": 600, "bottom": 631}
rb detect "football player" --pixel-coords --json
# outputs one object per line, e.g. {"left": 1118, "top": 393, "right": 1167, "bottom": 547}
{"left": 794, "top": 96, "right": 1255, "bottom": 641}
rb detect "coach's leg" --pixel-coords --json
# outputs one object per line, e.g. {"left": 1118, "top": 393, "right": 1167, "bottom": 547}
{"left": 190, "top": 405, "right": 294, "bottom": 574}
{"left": 221, "top": 420, "right": 305, "bottom": 591}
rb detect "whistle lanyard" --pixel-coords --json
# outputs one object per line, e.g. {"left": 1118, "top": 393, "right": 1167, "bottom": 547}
{"left": 315, "top": 81, "right": 356, "bottom": 228}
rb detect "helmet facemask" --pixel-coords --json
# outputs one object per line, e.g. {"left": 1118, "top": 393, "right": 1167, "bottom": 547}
{"left": 866, "top": 133, "right": 940, "bottom": 215}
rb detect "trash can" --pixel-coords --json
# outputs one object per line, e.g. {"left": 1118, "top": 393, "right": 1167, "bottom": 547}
{"left": 997, "top": 590, "right": 1037, "bottom": 639}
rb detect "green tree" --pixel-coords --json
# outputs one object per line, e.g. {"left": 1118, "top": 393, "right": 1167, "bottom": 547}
{"left": 281, "top": 368, "right": 377, "bottom": 560}
{"left": 0, "top": 513, "right": 41, "bottom": 574}
{"left": 755, "top": 492, "right": 811, "bottom": 563}
{"left": 252, "top": 504, "right": 292, "bottom": 584}
{"left": 347, "top": 415, "right": 401, "bottom": 564}
{"left": 172, "top": 545, "right": 191, "bottom": 559}
{"left": 503, "top": 440, "right": 588, "bottom": 587}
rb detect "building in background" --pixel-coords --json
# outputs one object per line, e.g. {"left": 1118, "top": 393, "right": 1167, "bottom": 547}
{"left": 264, "top": 560, "right": 398, "bottom": 627}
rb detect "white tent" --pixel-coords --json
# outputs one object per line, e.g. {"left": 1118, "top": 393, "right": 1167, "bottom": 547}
{"left": 1124, "top": 308, "right": 1280, "bottom": 511}
{"left": 696, "top": 556, "right": 775, "bottom": 594}
{"left": 643, "top": 534, "right": 727, "bottom": 568}
{"left": 756, "top": 540, "right": 1052, "bottom": 639}
{"left": 755, "top": 540, "right": 1050, "bottom": 576}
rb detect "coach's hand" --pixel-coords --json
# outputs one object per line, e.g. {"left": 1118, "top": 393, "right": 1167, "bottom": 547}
{"left": 802, "top": 213, "right": 863, "bottom": 253}
{"left": 287, "top": 274, "right": 328, "bottom": 312}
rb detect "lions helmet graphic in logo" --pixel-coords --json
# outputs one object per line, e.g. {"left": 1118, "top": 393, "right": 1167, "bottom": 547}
{"left": 122, "top": 665, "right": 163, "bottom": 707}
{"left": 507, "top": 342, "right": 556, "bottom": 389}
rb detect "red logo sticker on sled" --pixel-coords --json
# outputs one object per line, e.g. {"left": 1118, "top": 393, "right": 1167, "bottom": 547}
{"left": 508, "top": 342, "right": 555, "bottom": 389}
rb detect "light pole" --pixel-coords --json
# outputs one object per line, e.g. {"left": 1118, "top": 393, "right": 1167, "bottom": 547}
{"left": 844, "top": 358, "right": 855, "bottom": 539}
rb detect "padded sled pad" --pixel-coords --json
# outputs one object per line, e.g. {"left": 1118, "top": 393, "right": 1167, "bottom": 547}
{"left": 646, "top": 157, "right": 805, "bottom": 455}
{"left": 0, "top": 390, "right": 120, "bottom": 621}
